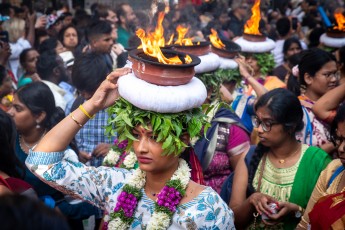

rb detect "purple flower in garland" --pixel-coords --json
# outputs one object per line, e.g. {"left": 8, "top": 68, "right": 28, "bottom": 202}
{"left": 117, "top": 139, "right": 128, "bottom": 149}
{"left": 156, "top": 186, "right": 183, "bottom": 212}
{"left": 113, "top": 190, "right": 138, "bottom": 218}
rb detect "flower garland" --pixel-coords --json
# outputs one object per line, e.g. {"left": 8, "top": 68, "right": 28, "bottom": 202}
{"left": 104, "top": 159, "right": 191, "bottom": 230}
{"left": 103, "top": 140, "right": 138, "bottom": 170}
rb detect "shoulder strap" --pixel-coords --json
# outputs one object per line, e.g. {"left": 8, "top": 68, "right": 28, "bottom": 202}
{"left": 0, "top": 175, "right": 13, "bottom": 191}
{"left": 302, "top": 106, "right": 313, "bottom": 145}
{"left": 327, "top": 165, "right": 345, "bottom": 188}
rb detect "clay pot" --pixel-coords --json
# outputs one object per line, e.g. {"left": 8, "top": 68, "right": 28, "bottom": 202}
{"left": 211, "top": 39, "right": 241, "bottom": 59}
{"left": 129, "top": 49, "right": 201, "bottom": 86}
{"left": 326, "top": 28, "right": 345, "bottom": 38}
{"left": 242, "top": 33, "right": 267, "bottom": 42}
{"left": 173, "top": 41, "right": 211, "bottom": 56}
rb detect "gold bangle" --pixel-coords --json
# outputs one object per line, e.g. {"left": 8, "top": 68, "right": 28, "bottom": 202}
{"left": 79, "top": 105, "right": 95, "bottom": 119}
{"left": 70, "top": 114, "right": 83, "bottom": 127}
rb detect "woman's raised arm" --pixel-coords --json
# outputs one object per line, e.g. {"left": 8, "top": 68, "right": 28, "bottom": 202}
{"left": 35, "top": 68, "right": 131, "bottom": 153}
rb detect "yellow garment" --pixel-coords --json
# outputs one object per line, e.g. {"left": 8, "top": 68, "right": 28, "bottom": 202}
{"left": 253, "top": 144, "right": 308, "bottom": 202}
{"left": 298, "top": 159, "right": 344, "bottom": 229}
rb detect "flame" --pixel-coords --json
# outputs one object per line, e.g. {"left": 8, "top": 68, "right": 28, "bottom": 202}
{"left": 166, "top": 34, "right": 174, "bottom": 45}
{"left": 333, "top": 13, "right": 345, "bottom": 31}
{"left": 244, "top": 0, "right": 262, "bottom": 35}
{"left": 209, "top": 29, "right": 225, "bottom": 49}
{"left": 174, "top": 25, "right": 194, "bottom": 46}
{"left": 136, "top": 12, "right": 191, "bottom": 64}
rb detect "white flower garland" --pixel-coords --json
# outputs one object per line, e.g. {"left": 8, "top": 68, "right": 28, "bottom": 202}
{"left": 105, "top": 159, "right": 191, "bottom": 230}
{"left": 103, "top": 149, "right": 137, "bottom": 169}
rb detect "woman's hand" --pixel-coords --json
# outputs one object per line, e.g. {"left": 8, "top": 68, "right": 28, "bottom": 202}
{"left": 265, "top": 201, "right": 299, "bottom": 223}
{"left": 234, "top": 55, "right": 253, "bottom": 79}
{"left": 87, "top": 68, "right": 131, "bottom": 113}
{"left": 249, "top": 192, "right": 278, "bottom": 216}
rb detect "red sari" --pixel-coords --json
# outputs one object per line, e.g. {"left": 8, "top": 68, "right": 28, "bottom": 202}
{"left": 309, "top": 191, "right": 345, "bottom": 229}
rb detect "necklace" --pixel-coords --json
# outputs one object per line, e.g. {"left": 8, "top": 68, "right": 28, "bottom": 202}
{"left": 271, "top": 143, "right": 301, "bottom": 164}
{"left": 19, "top": 131, "right": 46, "bottom": 153}
{"left": 103, "top": 158, "right": 191, "bottom": 230}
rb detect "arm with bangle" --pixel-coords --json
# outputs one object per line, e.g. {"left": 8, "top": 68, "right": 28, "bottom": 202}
{"left": 34, "top": 68, "right": 131, "bottom": 153}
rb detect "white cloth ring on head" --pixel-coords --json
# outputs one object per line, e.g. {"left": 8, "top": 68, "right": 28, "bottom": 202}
{"left": 118, "top": 72, "right": 207, "bottom": 113}
{"left": 195, "top": 52, "right": 221, "bottom": 74}
{"left": 234, "top": 36, "right": 276, "bottom": 53}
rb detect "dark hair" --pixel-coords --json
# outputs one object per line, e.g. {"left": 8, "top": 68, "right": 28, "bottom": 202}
{"left": 283, "top": 37, "right": 302, "bottom": 56}
{"left": 0, "top": 110, "right": 25, "bottom": 178}
{"left": 276, "top": 17, "right": 291, "bottom": 37}
{"left": 0, "top": 194, "right": 70, "bottom": 230}
{"left": 248, "top": 88, "right": 304, "bottom": 194}
{"left": 298, "top": 48, "right": 336, "bottom": 87}
{"left": 308, "top": 27, "right": 325, "bottom": 48}
{"left": 72, "top": 52, "right": 110, "bottom": 93}
{"left": 0, "top": 65, "right": 7, "bottom": 84}
{"left": 92, "top": 3, "right": 110, "bottom": 20}
{"left": 58, "top": 25, "right": 80, "bottom": 47}
{"left": 254, "top": 88, "right": 304, "bottom": 133}
{"left": 86, "top": 20, "right": 112, "bottom": 42}
{"left": 115, "top": 3, "right": 129, "bottom": 25}
{"left": 34, "top": 29, "right": 49, "bottom": 50}
{"left": 338, "top": 45, "right": 345, "bottom": 67}
{"left": 330, "top": 103, "right": 345, "bottom": 146}
{"left": 286, "top": 53, "right": 303, "bottom": 96}
{"left": 36, "top": 51, "right": 59, "bottom": 80}
{"left": 38, "top": 37, "right": 59, "bottom": 54}
{"left": 16, "top": 82, "right": 65, "bottom": 130}
{"left": 19, "top": 48, "right": 36, "bottom": 67}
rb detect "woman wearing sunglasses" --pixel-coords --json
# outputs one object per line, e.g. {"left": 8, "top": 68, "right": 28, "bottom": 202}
{"left": 226, "top": 88, "right": 332, "bottom": 229}
{"left": 297, "top": 104, "right": 345, "bottom": 229}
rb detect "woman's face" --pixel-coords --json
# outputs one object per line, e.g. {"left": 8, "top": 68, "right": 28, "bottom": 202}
{"left": 255, "top": 106, "right": 290, "bottom": 148}
{"left": 0, "top": 72, "right": 12, "bottom": 97}
{"left": 245, "top": 55, "right": 260, "bottom": 75}
{"left": 286, "top": 42, "right": 301, "bottom": 58}
{"left": 336, "top": 121, "right": 345, "bottom": 166}
{"left": 306, "top": 60, "right": 338, "bottom": 97}
{"left": 55, "top": 41, "right": 66, "bottom": 54}
{"left": 7, "top": 94, "right": 37, "bottom": 134}
{"left": 23, "top": 50, "right": 39, "bottom": 74}
{"left": 63, "top": 27, "right": 78, "bottom": 49}
{"left": 132, "top": 125, "right": 179, "bottom": 173}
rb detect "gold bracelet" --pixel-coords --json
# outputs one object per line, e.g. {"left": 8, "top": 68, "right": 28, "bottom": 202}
{"left": 70, "top": 114, "right": 83, "bottom": 127}
{"left": 79, "top": 105, "right": 95, "bottom": 119}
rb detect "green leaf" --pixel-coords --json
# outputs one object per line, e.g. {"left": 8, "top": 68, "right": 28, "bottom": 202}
{"left": 162, "top": 135, "right": 172, "bottom": 150}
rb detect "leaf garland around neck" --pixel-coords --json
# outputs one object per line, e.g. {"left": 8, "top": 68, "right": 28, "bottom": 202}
{"left": 106, "top": 98, "right": 210, "bottom": 156}
{"left": 196, "top": 68, "right": 241, "bottom": 102}
{"left": 253, "top": 53, "right": 275, "bottom": 76}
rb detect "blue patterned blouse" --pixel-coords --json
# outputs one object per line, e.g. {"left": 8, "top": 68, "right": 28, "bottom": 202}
{"left": 26, "top": 149, "right": 235, "bottom": 229}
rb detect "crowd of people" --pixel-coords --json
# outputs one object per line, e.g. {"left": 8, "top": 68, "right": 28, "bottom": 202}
{"left": 1, "top": 0, "right": 345, "bottom": 229}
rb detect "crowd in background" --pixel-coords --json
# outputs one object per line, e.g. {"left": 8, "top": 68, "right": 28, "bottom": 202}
{"left": 1, "top": 0, "right": 345, "bottom": 229}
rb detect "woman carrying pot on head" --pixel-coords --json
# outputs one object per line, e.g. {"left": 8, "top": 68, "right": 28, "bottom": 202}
{"left": 294, "top": 48, "right": 339, "bottom": 153}
{"left": 24, "top": 68, "right": 235, "bottom": 229}
{"left": 297, "top": 103, "right": 345, "bottom": 229}
{"left": 224, "top": 88, "right": 331, "bottom": 230}
{"left": 7, "top": 82, "right": 99, "bottom": 229}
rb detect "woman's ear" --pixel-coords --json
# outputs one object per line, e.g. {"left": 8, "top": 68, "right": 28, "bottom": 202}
{"left": 180, "top": 133, "right": 190, "bottom": 146}
{"left": 304, "top": 72, "right": 313, "bottom": 86}
{"left": 35, "top": 111, "right": 47, "bottom": 125}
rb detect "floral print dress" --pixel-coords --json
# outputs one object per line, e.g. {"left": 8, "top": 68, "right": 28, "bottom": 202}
{"left": 25, "top": 149, "right": 235, "bottom": 229}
